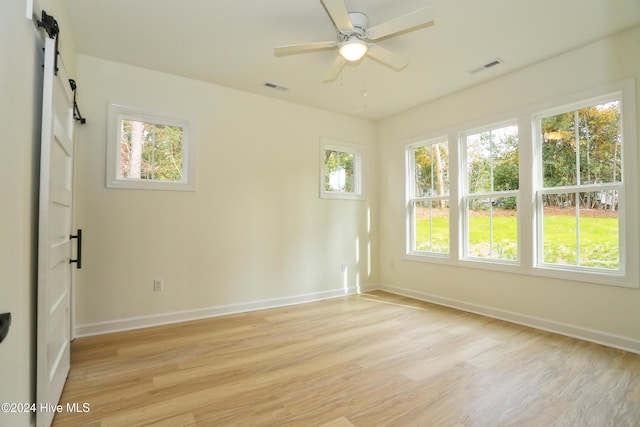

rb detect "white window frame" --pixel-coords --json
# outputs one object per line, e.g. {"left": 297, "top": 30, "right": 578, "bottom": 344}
{"left": 532, "top": 86, "right": 636, "bottom": 286}
{"left": 403, "top": 79, "right": 637, "bottom": 288}
{"left": 106, "top": 103, "right": 196, "bottom": 191}
{"left": 461, "top": 121, "right": 520, "bottom": 264}
{"left": 320, "top": 138, "right": 363, "bottom": 200}
{"left": 406, "top": 136, "right": 450, "bottom": 257}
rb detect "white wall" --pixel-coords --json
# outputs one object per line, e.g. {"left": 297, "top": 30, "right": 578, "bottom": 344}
{"left": 377, "top": 26, "right": 640, "bottom": 351}
{"left": 73, "top": 56, "right": 378, "bottom": 333}
{"left": 0, "top": 4, "right": 40, "bottom": 426}
{"left": 0, "top": 1, "right": 76, "bottom": 425}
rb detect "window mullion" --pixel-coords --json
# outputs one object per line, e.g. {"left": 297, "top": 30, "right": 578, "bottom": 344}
{"left": 575, "top": 191, "right": 580, "bottom": 266}
{"left": 489, "top": 199, "right": 494, "bottom": 257}
{"left": 574, "top": 110, "right": 580, "bottom": 187}
{"left": 489, "top": 130, "right": 495, "bottom": 193}
{"left": 150, "top": 123, "right": 156, "bottom": 180}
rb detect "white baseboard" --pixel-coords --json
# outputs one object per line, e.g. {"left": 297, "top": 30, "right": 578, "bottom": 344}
{"left": 75, "top": 286, "right": 360, "bottom": 337}
{"left": 376, "top": 283, "right": 640, "bottom": 355}
{"left": 75, "top": 282, "right": 640, "bottom": 355}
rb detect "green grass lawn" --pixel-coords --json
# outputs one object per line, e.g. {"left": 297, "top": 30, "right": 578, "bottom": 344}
{"left": 542, "top": 215, "right": 619, "bottom": 268}
{"left": 415, "top": 217, "right": 449, "bottom": 253}
{"left": 416, "top": 214, "right": 619, "bottom": 268}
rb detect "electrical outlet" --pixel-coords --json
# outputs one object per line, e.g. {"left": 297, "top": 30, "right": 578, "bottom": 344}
{"left": 341, "top": 263, "right": 347, "bottom": 273}
{"left": 153, "top": 279, "right": 163, "bottom": 292}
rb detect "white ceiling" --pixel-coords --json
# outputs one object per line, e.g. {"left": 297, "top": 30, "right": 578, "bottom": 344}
{"left": 61, "top": 0, "right": 640, "bottom": 120}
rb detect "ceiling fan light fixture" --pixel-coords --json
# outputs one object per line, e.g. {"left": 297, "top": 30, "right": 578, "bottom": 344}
{"left": 339, "top": 37, "right": 368, "bottom": 62}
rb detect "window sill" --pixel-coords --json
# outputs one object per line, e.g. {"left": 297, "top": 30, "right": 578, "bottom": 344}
{"left": 320, "top": 192, "right": 364, "bottom": 201}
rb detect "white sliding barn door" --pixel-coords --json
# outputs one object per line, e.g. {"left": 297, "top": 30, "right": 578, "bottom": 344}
{"left": 36, "top": 36, "right": 76, "bottom": 427}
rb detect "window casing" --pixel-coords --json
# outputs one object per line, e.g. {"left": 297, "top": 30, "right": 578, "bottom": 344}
{"left": 320, "top": 139, "right": 363, "bottom": 200}
{"left": 107, "top": 104, "right": 195, "bottom": 191}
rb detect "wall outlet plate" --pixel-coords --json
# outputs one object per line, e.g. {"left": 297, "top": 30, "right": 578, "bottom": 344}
{"left": 153, "top": 279, "right": 163, "bottom": 292}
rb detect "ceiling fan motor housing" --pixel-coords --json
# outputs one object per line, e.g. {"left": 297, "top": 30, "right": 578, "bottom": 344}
{"left": 345, "top": 12, "right": 369, "bottom": 38}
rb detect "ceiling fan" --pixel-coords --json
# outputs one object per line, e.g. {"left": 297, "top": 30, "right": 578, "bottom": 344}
{"left": 274, "top": 0, "right": 434, "bottom": 82}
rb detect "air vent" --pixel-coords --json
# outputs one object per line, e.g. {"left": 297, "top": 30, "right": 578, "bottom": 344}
{"left": 263, "top": 82, "right": 289, "bottom": 92}
{"left": 468, "top": 58, "right": 505, "bottom": 74}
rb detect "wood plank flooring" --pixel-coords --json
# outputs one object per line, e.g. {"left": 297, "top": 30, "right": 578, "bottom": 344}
{"left": 52, "top": 291, "right": 640, "bottom": 426}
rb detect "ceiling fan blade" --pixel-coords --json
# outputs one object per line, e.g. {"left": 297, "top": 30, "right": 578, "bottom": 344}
{"left": 366, "top": 44, "right": 408, "bottom": 70}
{"left": 321, "top": 0, "right": 353, "bottom": 33}
{"left": 274, "top": 41, "right": 338, "bottom": 56}
{"left": 324, "top": 55, "right": 346, "bottom": 82}
{"left": 367, "top": 7, "right": 434, "bottom": 40}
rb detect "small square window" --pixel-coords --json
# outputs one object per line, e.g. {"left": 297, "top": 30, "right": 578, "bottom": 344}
{"left": 107, "top": 104, "right": 195, "bottom": 191}
{"left": 320, "top": 139, "right": 363, "bottom": 200}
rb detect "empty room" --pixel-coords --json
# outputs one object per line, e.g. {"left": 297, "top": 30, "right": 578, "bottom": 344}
{"left": 2, "top": 0, "right": 640, "bottom": 426}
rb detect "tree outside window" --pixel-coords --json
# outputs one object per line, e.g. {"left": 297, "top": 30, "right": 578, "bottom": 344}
{"left": 119, "top": 119, "right": 184, "bottom": 182}
{"left": 324, "top": 149, "right": 354, "bottom": 192}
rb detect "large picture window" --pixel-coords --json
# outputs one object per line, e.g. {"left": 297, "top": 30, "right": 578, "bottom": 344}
{"left": 107, "top": 104, "right": 195, "bottom": 191}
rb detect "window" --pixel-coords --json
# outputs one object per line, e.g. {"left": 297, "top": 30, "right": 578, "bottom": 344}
{"left": 404, "top": 80, "right": 637, "bottom": 288}
{"left": 462, "top": 123, "right": 519, "bottom": 261}
{"left": 535, "top": 94, "right": 624, "bottom": 272}
{"left": 107, "top": 104, "right": 195, "bottom": 190}
{"left": 320, "top": 139, "right": 363, "bottom": 199}
{"left": 407, "top": 138, "right": 449, "bottom": 254}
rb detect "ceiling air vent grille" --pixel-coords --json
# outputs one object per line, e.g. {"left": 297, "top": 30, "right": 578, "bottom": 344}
{"left": 263, "top": 82, "right": 289, "bottom": 91}
{"left": 468, "top": 58, "right": 505, "bottom": 74}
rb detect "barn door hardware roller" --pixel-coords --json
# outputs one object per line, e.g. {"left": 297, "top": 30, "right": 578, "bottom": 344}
{"left": 37, "top": 10, "right": 60, "bottom": 75}
{"left": 37, "top": 11, "right": 87, "bottom": 124}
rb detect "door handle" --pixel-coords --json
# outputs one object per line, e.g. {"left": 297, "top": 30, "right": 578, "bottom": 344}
{"left": 70, "top": 229, "right": 82, "bottom": 269}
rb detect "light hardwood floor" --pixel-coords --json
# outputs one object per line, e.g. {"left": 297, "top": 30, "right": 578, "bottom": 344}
{"left": 53, "top": 291, "right": 640, "bottom": 426}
